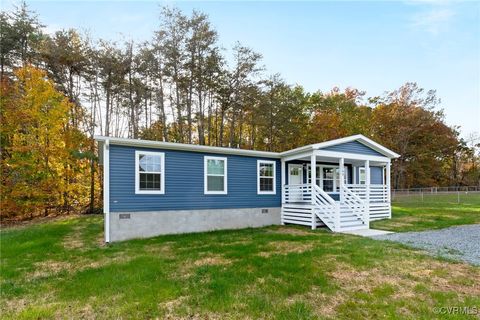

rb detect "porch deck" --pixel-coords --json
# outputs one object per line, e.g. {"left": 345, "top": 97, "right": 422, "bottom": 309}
{"left": 281, "top": 183, "right": 391, "bottom": 231}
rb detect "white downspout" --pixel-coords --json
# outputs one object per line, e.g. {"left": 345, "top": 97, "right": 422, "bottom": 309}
{"left": 386, "top": 161, "right": 391, "bottom": 218}
{"left": 310, "top": 153, "right": 317, "bottom": 230}
{"left": 365, "top": 160, "right": 370, "bottom": 228}
{"left": 103, "top": 139, "right": 110, "bottom": 243}
{"left": 281, "top": 159, "right": 286, "bottom": 225}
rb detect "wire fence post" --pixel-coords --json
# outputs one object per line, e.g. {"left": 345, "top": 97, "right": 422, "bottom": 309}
{"left": 457, "top": 191, "right": 460, "bottom": 204}
{"left": 421, "top": 191, "right": 424, "bottom": 202}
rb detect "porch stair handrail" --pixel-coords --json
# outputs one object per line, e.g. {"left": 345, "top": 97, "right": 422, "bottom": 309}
{"left": 312, "top": 185, "right": 339, "bottom": 231}
{"left": 341, "top": 185, "right": 367, "bottom": 227}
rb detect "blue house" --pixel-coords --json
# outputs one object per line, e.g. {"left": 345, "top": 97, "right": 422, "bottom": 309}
{"left": 96, "top": 134, "right": 400, "bottom": 242}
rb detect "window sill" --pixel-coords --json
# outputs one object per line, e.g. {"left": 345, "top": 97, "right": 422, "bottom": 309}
{"left": 135, "top": 190, "right": 165, "bottom": 195}
{"left": 204, "top": 191, "right": 228, "bottom": 195}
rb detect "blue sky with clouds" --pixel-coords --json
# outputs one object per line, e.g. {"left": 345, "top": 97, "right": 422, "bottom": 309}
{"left": 3, "top": 0, "right": 479, "bottom": 138}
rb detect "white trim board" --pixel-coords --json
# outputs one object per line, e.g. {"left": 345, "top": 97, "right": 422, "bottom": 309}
{"left": 135, "top": 150, "right": 165, "bottom": 195}
{"left": 279, "top": 134, "right": 400, "bottom": 159}
{"left": 257, "top": 160, "right": 277, "bottom": 195}
{"left": 204, "top": 156, "right": 228, "bottom": 195}
{"left": 95, "top": 136, "right": 280, "bottom": 159}
{"left": 103, "top": 139, "right": 110, "bottom": 243}
{"left": 94, "top": 133, "right": 400, "bottom": 160}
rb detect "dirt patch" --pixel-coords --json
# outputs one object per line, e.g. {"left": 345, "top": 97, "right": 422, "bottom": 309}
{"left": 330, "top": 263, "right": 410, "bottom": 294}
{"left": 144, "top": 243, "right": 175, "bottom": 258}
{"left": 159, "top": 296, "right": 187, "bottom": 316}
{"left": 406, "top": 260, "right": 480, "bottom": 296}
{"left": 258, "top": 241, "right": 315, "bottom": 257}
{"left": 328, "top": 256, "right": 480, "bottom": 306}
{"left": 193, "top": 255, "right": 232, "bottom": 267}
{"left": 160, "top": 296, "right": 241, "bottom": 320}
{"left": 267, "top": 227, "right": 314, "bottom": 236}
{"left": 306, "top": 289, "right": 347, "bottom": 318}
{"left": 2, "top": 297, "right": 28, "bottom": 314}
{"left": 29, "top": 260, "right": 73, "bottom": 279}
{"left": 27, "top": 252, "right": 134, "bottom": 280}
{"left": 0, "top": 214, "right": 85, "bottom": 229}
{"left": 63, "top": 224, "right": 85, "bottom": 250}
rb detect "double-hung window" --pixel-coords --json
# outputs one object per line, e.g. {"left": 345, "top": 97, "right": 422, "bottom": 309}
{"left": 204, "top": 156, "right": 227, "bottom": 194}
{"left": 135, "top": 151, "right": 165, "bottom": 194}
{"left": 257, "top": 160, "right": 276, "bottom": 194}
{"left": 359, "top": 167, "right": 366, "bottom": 185}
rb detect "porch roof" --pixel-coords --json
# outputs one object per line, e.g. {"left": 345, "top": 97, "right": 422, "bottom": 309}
{"left": 279, "top": 134, "right": 400, "bottom": 160}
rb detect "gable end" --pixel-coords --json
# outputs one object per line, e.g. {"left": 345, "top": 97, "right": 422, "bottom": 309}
{"left": 320, "top": 140, "right": 385, "bottom": 157}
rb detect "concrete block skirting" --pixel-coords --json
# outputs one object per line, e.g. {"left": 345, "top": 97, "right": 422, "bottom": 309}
{"left": 108, "top": 207, "right": 281, "bottom": 242}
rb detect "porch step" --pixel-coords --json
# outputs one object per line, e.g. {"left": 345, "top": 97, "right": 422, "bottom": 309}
{"left": 340, "top": 215, "right": 363, "bottom": 223}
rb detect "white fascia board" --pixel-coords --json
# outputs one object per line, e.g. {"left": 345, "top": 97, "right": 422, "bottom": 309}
{"left": 94, "top": 136, "right": 281, "bottom": 159}
{"left": 309, "top": 134, "right": 400, "bottom": 159}
{"left": 281, "top": 150, "right": 315, "bottom": 162}
{"left": 278, "top": 145, "right": 313, "bottom": 157}
{"left": 314, "top": 149, "right": 391, "bottom": 163}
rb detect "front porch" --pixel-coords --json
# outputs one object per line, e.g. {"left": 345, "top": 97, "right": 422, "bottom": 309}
{"left": 280, "top": 147, "right": 392, "bottom": 232}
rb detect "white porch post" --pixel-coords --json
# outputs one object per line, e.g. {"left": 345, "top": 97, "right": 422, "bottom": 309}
{"left": 353, "top": 165, "right": 357, "bottom": 184}
{"left": 311, "top": 153, "right": 316, "bottom": 230}
{"left": 281, "top": 159, "right": 286, "bottom": 225}
{"left": 364, "top": 160, "right": 370, "bottom": 228}
{"left": 339, "top": 158, "right": 345, "bottom": 201}
{"left": 386, "top": 161, "right": 391, "bottom": 218}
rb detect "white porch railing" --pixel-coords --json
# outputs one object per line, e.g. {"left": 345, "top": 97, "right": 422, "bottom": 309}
{"left": 284, "top": 184, "right": 312, "bottom": 203}
{"left": 345, "top": 184, "right": 390, "bottom": 203}
{"left": 283, "top": 183, "right": 391, "bottom": 230}
{"left": 313, "top": 185, "right": 339, "bottom": 231}
{"left": 340, "top": 185, "right": 368, "bottom": 227}
{"left": 345, "top": 184, "right": 390, "bottom": 220}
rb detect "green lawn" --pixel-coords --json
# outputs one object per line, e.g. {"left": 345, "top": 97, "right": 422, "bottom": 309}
{"left": 1, "top": 207, "right": 479, "bottom": 319}
{"left": 372, "top": 194, "right": 480, "bottom": 232}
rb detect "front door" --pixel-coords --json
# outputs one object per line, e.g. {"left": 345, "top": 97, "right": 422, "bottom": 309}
{"left": 288, "top": 164, "right": 303, "bottom": 185}
{"left": 288, "top": 164, "right": 303, "bottom": 202}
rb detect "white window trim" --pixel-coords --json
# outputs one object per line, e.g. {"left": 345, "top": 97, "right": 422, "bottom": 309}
{"left": 359, "top": 167, "right": 366, "bottom": 185}
{"left": 257, "top": 160, "right": 276, "bottom": 195}
{"left": 204, "top": 156, "right": 228, "bottom": 195}
{"left": 306, "top": 164, "right": 321, "bottom": 187}
{"left": 135, "top": 150, "right": 165, "bottom": 195}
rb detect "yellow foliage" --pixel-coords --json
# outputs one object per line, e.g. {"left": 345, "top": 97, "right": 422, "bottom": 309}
{"left": 1, "top": 66, "right": 98, "bottom": 220}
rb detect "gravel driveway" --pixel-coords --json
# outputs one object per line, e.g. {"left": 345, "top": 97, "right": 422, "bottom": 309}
{"left": 373, "top": 224, "right": 480, "bottom": 266}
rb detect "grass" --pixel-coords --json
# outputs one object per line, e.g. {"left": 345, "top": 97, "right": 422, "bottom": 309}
{"left": 371, "top": 193, "right": 480, "bottom": 232}
{"left": 1, "top": 205, "right": 479, "bottom": 319}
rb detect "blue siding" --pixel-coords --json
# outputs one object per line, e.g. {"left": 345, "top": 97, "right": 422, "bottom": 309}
{"left": 109, "top": 145, "right": 281, "bottom": 212}
{"left": 353, "top": 166, "right": 384, "bottom": 184}
{"left": 370, "top": 167, "right": 383, "bottom": 184}
{"left": 321, "top": 140, "right": 384, "bottom": 157}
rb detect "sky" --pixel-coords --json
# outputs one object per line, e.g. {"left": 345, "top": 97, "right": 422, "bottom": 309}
{"left": 3, "top": 0, "right": 480, "bottom": 139}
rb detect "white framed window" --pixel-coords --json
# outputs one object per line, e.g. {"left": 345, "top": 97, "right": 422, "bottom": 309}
{"left": 359, "top": 167, "right": 366, "bottom": 185}
{"left": 135, "top": 151, "right": 165, "bottom": 194}
{"left": 308, "top": 165, "right": 348, "bottom": 192}
{"left": 257, "top": 160, "right": 276, "bottom": 195}
{"left": 204, "top": 156, "right": 227, "bottom": 194}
